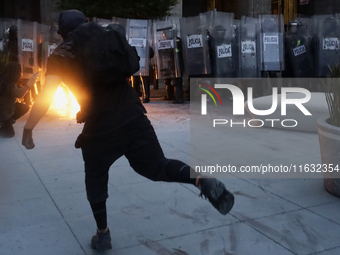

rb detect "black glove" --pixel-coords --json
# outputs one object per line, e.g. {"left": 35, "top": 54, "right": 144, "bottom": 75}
{"left": 22, "top": 128, "right": 35, "bottom": 149}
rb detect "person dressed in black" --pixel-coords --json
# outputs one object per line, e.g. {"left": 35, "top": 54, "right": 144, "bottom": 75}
{"left": 284, "top": 20, "right": 313, "bottom": 78}
{"left": 21, "top": 10, "right": 234, "bottom": 252}
{"left": 0, "top": 62, "right": 38, "bottom": 137}
{"left": 162, "top": 35, "right": 185, "bottom": 104}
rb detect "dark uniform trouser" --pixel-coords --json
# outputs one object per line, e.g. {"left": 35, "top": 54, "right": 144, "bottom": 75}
{"left": 81, "top": 114, "right": 190, "bottom": 204}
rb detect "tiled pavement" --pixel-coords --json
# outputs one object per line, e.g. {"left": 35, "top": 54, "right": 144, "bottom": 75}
{"left": 0, "top": 96, "right": 339, "bottom": 255}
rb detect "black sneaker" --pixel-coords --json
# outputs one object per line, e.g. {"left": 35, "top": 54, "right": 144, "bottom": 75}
{"left": 199, "top": 178, "right": 234, "bottom": 215}
{"left": 91, "top": 229, "right": 112, "bottom": 252}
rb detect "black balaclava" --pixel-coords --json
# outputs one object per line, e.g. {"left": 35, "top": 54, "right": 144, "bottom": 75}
{"left": 57, "top": 9, "right": 88, "bottom": 40}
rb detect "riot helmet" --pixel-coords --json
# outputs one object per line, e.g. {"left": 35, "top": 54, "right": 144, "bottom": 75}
{"left": 8, "top": 25, "right": 17, "bottom": 39}
{"left": 288, "top": 20, "right": 300, "bottom": 33}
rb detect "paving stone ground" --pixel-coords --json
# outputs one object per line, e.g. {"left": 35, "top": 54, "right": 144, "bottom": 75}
{"left": 0, "top": 92, "right": 339, "bottom": 255}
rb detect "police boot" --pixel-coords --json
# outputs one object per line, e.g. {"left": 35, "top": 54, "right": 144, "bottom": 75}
{"left": 0, "top": 119, "right": 15, "bottom": 138}
{"left": 163, "top": 79, "right": 174, "bottom": 100}
{"left": 142, "top": 76, "right": 150, "bottom": 103}
{"left": 173, "top": 79, "right": 184, "bottom": 104}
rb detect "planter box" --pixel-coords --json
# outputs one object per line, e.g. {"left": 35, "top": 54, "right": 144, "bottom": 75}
{"left": 317, "top": 116, "right": 340, "bottom": 197}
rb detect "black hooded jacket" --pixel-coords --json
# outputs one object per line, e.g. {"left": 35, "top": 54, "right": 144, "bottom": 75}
{"left": 45, "top": 10, "right": 146, "bottom": 137}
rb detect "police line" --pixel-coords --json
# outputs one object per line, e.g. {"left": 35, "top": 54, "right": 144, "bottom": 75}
{"left": 1, "top": 12, "right": 339, "bottom": 87}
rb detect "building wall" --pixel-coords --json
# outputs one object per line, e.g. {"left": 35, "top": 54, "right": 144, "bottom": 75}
{"left": 170, "top": 0, "right": 183, "bottom": 17}
{"left": 0, "top": 0, "right": 40, "bottom": 21}
{"left": 40, "top": 0, "right": 60, "bottom": 25}
{"left": 183, "top": 0, "right": 207, "bottom": 17}
{"left": 298, "top": 0, "right": 340, "bottom": 16}
{"left": 237, "top": 0, "right": 272, "bottom": 18}
{"left": 314, "top": 0, "right": 340, "bottom": 14}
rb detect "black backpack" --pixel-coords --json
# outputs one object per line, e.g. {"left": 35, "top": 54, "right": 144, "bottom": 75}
{"left": 71, "top": 22, "right": 140, "bottom": 84}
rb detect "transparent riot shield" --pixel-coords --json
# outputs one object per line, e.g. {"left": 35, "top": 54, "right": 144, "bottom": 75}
{"left": 210, "top": 11, "right": 237, "bottom": 78}
{"left": 17, "top": 20, "right": 49, "bottom": 102}
{"left": 17, "top": 20, "right": 38, "bottom": 79}
{"left": 296, "top": 16, "right": 314, "bottom": 40}
{"left": 238, "top": 16, "right": 260, "bottom": 78}
{"left": 259, "top": 14, "right": 285, "bottom": 71}
{"left": 0, "top": 19, "right": 16, "bottom": 53}
{"left": 165, "top": 16, "right": 181, "bottom": 37}
{"left": 199, "top": 10, "right": 215, "bottom": 35}
{"left": 47, "top": 25, "right": 63, "bottom": 57}
{"left": 0, "top": 18, "right": 17, "bottom": 69}
{"left": 153, "top": 19, "right": 181, "bottom": 79}
{"left": 111, "top": 17, "right": 128, "bottom": 39}
{"left": 126, "top": 19, "right": 150, "bottom": 76}
{"left": 284, "top": 21, "right": 313, "bottom": 78}
{"left": 314, "top": 15, "right": 340, "bottom": 77}
{"left": 180, "top": 15, "right": 211, "bottom": 76}
{"left": 0, "top": 20, "right": 7, "bottom": 51}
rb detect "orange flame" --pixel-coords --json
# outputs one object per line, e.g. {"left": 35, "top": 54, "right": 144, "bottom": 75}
{"left": 50, "top": 85, "right": 80, "bottom": 119}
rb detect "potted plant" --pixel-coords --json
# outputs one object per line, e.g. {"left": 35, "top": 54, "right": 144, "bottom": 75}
{"left": 317, "top": 65, "right": 340, "bottom": 197}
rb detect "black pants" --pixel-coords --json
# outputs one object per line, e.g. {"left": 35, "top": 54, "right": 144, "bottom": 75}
{"left": 81, "top": 115, "right": 171, "bottom": 203}
{"left": 1, "top": 102, "right": 29, "bottom": 125}
{"left": 12, "top": 102, "right": 30, "bottom": 120}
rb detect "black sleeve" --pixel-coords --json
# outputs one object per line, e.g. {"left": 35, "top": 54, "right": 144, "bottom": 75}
{"left": 45, "top": 39, "right": 76, "bottom": 78}
{"left": 45, "top": 54, "right": 68, "bottom": 77}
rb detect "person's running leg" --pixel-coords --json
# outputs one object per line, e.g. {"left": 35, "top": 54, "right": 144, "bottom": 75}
{"left": 125, "top": 115, "right": 234, "bottom": 215}
{"left": 81, "top": 135, "right": 125, "bottom": 251}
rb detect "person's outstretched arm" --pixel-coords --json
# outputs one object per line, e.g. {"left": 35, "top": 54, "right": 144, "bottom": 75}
{"left": 22, "top": 75, "right": 62, "bottom": 149}
{"left": 13, "top": 73, "right": 39, "bottom": 98}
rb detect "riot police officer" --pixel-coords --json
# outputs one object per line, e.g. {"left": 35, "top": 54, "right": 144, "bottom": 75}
{"left": 313, "top": 16, "right": 340, "bottom": 77}
{"left": 130, "top": 46, "right": 154, "bottom": 103}
{"left": 210, "top": 12, "right": 238, "bottom": 79}
{"left": 155, "top": 23, "right": 184, "bottom": 103}
{"left": 238, "top": 16, "right": 260, "bottom": 78}
{"left": 259, "top": 15, "right": 285, "bottom": 78}
{"left": 128, "top": 19, "right": 152, "bottom": 103}
{"left": 284, "top": 20, "right": 313, "bottom": 78}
